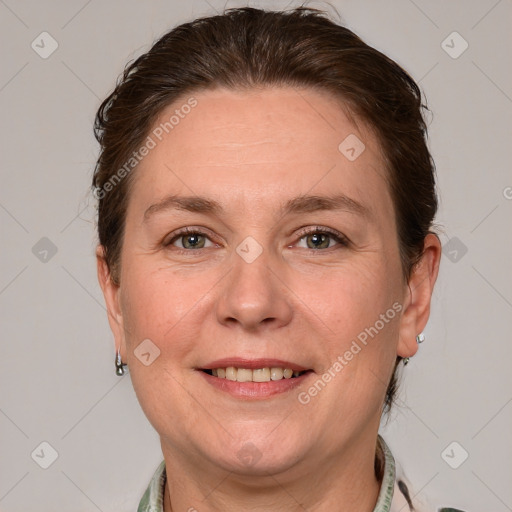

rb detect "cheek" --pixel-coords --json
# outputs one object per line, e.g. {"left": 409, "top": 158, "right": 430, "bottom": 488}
{"left": 301, "top": 258, "right": 402, "bottom": 414}
{"left": 119, "top": 262, "right": 215, "bottom": 361}
{"left": 308, "top": 261, "right": 398, "bottom": 339}
{"left": 118, "top": 269, "right": 208, "bottom": 433}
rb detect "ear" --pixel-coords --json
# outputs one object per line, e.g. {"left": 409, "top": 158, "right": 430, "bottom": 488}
{"left": 96, "top": 245, "right": 127, "bottom": 359}
{"left": 397, "top": 233, "right": 441, "bottom": 358}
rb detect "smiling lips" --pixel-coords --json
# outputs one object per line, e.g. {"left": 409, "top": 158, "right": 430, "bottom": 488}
{"left": 204, "top": 366, "right": 306, "bottom": 382}
{"left": 199, "top": 358, "right": 313, "bottom": 397}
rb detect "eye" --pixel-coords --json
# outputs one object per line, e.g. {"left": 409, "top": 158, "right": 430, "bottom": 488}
{"left": 165, "top": 228, "right": 215, "bottom": 251}
{"left": 163, "top": 226, "right": 349, "bottom": 253}
{"left": 295, "top": 226, "right": 349, "bottom": 250}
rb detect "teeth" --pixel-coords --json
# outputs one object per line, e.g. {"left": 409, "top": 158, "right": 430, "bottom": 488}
{"left": 207, "top": 366, "right": 305, "bottom": 382}
{"left": 270, "top": 367, "right": 284, "bottom": 380}
{"left": 226, "top": 367, "right": 237, "bottom": 381}
{"left": 236, "top": 368, "right": 253, "bottom": 382}
{"left": 253, "top": 368, "right": 270, "bottom": 382}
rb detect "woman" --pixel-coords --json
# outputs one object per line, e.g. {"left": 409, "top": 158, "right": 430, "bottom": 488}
{"left": 93, "top": 7, "right": 460, "bottom": 511}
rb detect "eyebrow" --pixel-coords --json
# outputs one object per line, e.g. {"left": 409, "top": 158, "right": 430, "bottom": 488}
{"left": 143, "top": 192, "right": 371, "bottom": 222}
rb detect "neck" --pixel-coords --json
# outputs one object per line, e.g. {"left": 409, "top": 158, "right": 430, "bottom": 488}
{"left": 162, "top": 430, "right": 382, "bottom": 512}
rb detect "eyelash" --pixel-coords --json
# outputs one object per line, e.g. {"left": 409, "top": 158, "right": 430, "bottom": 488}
{"left": 296, "top": 225, "right": 349, "bottom": 244}
{"left": 164, "top": 226, "right": 349, "bottom": 254}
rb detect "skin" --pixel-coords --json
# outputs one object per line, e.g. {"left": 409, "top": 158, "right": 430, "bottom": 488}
{"left": 97, "top": 86, "right": 441, "bottom": 511}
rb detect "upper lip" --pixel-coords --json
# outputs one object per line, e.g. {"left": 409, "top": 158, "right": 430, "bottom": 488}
{"left": 200, "top": 358, "right": 310, "bottom": 372}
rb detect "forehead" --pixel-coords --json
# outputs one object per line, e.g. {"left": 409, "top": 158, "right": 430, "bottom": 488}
{"left": 128, "top": 86, "right": 393, "bottom": 222}
{"left": 151, "top": 86, "right": 380, "bottom": 165}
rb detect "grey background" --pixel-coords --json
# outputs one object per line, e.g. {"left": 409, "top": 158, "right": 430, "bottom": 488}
{"left": 0, "top": 0, "right": 511, "bottom": 510}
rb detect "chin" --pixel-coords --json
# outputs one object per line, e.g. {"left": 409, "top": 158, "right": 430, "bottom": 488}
{"left": 209, "top": 431, "right": 308, "bottom": 477}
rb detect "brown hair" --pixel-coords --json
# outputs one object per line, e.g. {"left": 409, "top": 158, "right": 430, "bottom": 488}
{"left": 93, "top": 6, "right": 438, "bottom": 412}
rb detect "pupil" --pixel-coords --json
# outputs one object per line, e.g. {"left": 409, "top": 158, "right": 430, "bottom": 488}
{"left": 185, "top": 234, "right": 203, "bottom": 248}
{"left": 309, "top": 233, "right": 327, "bottom": 249}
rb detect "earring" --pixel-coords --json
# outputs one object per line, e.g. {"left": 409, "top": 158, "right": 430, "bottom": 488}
{"left": 403, "top": 334, "right": 425, "bottom": 366}
{"left": 115, "top": 348, "right": 126, "bottom": 376}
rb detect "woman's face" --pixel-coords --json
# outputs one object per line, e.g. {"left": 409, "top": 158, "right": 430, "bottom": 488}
{"left": 99, "top": 86, "right": 433, "bottom": 477}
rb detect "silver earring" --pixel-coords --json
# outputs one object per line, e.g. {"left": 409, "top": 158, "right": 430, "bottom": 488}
{"left": 403, "top": 334, "right": 425, "bottom": 366}
{"left": 115, "top": 348, "right": 126, "bottom": 376}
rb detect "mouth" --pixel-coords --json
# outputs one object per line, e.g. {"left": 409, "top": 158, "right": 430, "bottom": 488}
{"left": 197, "top": 359, "right": 314, "bottom": 399}
{"left": 201, "top": 367, "right": 310, "bottom": 382}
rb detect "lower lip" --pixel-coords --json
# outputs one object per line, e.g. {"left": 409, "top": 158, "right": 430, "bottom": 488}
{"left": 198, "top": 370, "right": 314, "bottom": 399}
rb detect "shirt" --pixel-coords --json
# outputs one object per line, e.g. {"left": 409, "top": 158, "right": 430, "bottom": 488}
{"left": 137, "top": 436, "right": 464, "bottom": 512}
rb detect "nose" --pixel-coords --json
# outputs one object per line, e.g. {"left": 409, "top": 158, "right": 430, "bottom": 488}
{"left": 215, "top": 247, "right": 293, "bottom": 332}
